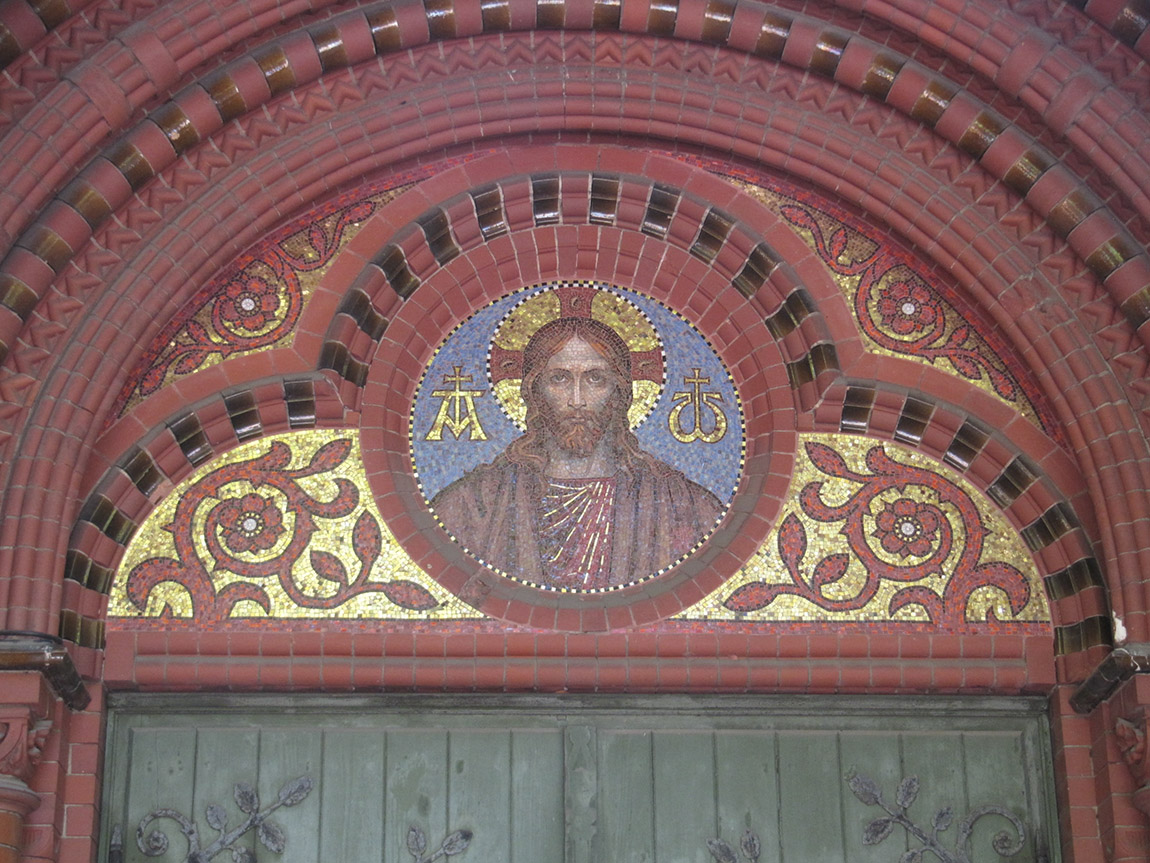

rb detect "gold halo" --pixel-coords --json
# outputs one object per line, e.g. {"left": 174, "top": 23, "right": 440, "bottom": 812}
{"left": 488, "top": 284, "right": 665, "bottom": 431}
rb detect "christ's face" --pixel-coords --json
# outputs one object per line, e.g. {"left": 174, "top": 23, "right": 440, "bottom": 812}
{"left": 539, "top": 336, "right": 614, "bottom": 415}
{"left": 536, "top": 335, "right": 622, "bottom": 457}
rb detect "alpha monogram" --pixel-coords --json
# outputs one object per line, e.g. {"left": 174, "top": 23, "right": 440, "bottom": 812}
{"left": 425, "top": 366, "right": 488, "bottom": 441}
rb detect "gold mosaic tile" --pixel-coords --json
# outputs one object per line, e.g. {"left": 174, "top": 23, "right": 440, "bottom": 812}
{"left": 109, "top": 429, "right": 481, "bottom": 621}
{"left": 728, "top": 178, "right": 1047, "bottom": 432}
{"left": 679, "top": 433, "right": 1050, "bottom": 624}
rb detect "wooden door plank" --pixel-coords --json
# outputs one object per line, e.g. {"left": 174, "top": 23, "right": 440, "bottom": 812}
{"left": 596, "top": 730, "right": 654, "bottom": 863}
{"left": 103, "top": 695, "right": 1059, "bottom": 863}
{"left": 838, "top": 731, "right": 906, "bottom": 863}
{"left": 961, "top": 731, "right": 1034, "bottom": 862}
{"left": 565, "top": 724, "right": 599, "bottom": 863}
{"left": 511, "top": 729, "right": 565, "bottom": 863}
{"left": 714, "top": 730, "right": 778, "bottom": 860}
{"left": 321, "top": 729, "right": 387, "bottom": 860}
{"left": 192, "top": 727, "right": 261, "bottom": 861}
{"left": 258, "top": 728, "right": 324, "bottom": 863}
{"left": 898, "top": 731, "right": 970, "bottom": 860}
{"left": 776, "top": 732, "right": 846, "bottom": 861}
{"left": 384, "top": 729, "right": 449, "bottom": 863}
{"left": 123, "top": 728, "right": 198, "bottom": 863}
{"left": 446, "top": 729, "right": 510, "bottom": 860}
{"left": 652, "top": 731, "right": 716, "bottom": 861}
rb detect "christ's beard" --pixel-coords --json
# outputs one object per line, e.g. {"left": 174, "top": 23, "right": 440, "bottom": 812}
{"left": 551, "top": 411, "right": 608, "bottom": 457}
{"left": 538, "top": 397, "right": 620, "bottom": 458}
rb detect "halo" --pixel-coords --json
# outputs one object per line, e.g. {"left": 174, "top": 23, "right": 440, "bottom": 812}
{"left": 488, "top": 283, "right": 666, "bottom": 430}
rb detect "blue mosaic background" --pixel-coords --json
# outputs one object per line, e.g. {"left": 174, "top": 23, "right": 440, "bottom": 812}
{"left": 411, "top": 285, "right": 744, "bottom": 502}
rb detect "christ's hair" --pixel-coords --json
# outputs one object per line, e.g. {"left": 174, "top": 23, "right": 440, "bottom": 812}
{"left": 502, "top": 316, "right": 668, "bottom": 477}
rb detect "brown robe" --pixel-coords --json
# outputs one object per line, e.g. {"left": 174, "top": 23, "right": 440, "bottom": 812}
{"left": 430, "top": 455, "right": 724, "bottom": 588}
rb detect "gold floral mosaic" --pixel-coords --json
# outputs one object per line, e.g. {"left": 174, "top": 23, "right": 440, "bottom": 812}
{"left": 723, "top": 175, "right": 1052, "bottom": 435}
{"left": 108, "top": 429, "right": 480, "bottom": 622}
{"left": 680, "top": 433, "right": 1050, "bottom": 624}
{"left": 112, "top": 186, "right": 411, "bottom": 419}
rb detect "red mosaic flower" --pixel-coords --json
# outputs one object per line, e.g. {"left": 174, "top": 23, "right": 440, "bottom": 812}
{"left": 873, "top": 498, "right": 941, "bottom": 558}
{"left": 216, "top": 275, "right": 282, "bottom": 332}
{"left": 875, "top": 280, "right": 939, "bottom": 336}
{"left": 216, "top": 494, "right": 285, "bottom": 554}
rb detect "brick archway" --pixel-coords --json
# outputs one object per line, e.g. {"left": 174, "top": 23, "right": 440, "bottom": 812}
{"left": 0, "top": 2, "right": 1147, "bottom": 860}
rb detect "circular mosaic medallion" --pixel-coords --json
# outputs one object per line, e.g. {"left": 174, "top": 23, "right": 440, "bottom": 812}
{"left": 411, "top": 282, "right": 743, "bottom": 593}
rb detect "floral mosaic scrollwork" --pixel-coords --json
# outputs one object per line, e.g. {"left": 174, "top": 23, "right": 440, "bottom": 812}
{"left": 713, "top": 160, "right": 1056, "bottom": 437}
{"left": 113, "top": 199, "right": 377, "bottom": 418}
{"left": 724, "top": 442, "right": 1030, "bottom": 624}
{"left": 681, "top": 434, "right": 1048, "bottom": 626}
{"left": 112, "top": 431, "right": 480, "bottom": 623}
{"left": 780, "top": 204, "right": 1023, "bottom": 405}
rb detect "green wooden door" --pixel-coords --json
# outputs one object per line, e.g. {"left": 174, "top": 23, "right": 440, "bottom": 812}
{"left": 101, "top": 695, "right": 1057, "bottom": 862}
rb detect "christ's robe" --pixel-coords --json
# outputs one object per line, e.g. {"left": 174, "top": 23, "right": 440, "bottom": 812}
{"left": 537, "top": 478, "right": 617, "bottom": 589}
{"left": 431, "top": 455, "right": 724, "bottom": 589}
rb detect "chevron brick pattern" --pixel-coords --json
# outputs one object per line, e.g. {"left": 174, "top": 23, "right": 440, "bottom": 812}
{"left": 1, "top": 4, "right": 1147, "bottom": 862}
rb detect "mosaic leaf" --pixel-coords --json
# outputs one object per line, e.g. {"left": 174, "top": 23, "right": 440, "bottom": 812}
{"left": 805, "top": 440, "right": 852, "bottom": 478}
{"left": 811, "top": 552, "right": 850, "bottom": 593}
{"left": 722, "top": 582, "right": 775, "bottom": 613}
{"left": 383, "top": 581, "right": 440, "bottom": 612}
{"left": 354, "top": 511, "right": 382, "bottom": 566}
{"left": 310, "top": 550, "right": 348, "bottom": 587}
{"left": 172, "top": 349, "right": 212, "bottom": 375}
{"left": 777, "top": 513, "right": 806, "bottom": 573}
{"left": 301, "top": 438, "right": 352, "bottom": 474}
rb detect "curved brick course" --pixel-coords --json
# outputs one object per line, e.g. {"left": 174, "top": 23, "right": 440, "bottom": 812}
{"left": 0, "top": 4, "right": 1146, "bottom": 859}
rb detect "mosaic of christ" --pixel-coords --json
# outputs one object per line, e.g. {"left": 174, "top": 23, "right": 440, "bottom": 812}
{"left": 411, "top": 283, "right": 743, "bottom": 592}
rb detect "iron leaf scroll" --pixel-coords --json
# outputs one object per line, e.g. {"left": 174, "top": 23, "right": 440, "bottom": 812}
{"left": 846, "top": 773, "right": 1033, "bottom": 863}
{"left": 706, "top": 828, "right": 762, "bottom": 863}
{"left": 135, "top": 774, "right": 314, "bottom": 862}
{"left": 406, "top": 824, "right": 473, "bottom": 863}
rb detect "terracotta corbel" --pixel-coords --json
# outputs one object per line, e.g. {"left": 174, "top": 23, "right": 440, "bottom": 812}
{"left": 0, "top": 710, "right": 49, "bottom": 863}
{"left": 1116, "top": 711, "right": 1150, "bottom": 816}
{"left": 0, "top": 712, "right": 50, "bottom": 784}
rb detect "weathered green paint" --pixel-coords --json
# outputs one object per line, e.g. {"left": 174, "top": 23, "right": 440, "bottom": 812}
{"left": 259, "top": 729, "right": 322, "bottom": 863}
{"left": 512, "top": 730, "right": 565, "bottom": 862}
{"left": 838, "top": 731, "right": 905, "bottom": 863}
{"left": 564, "top": 724, "right": 598, "bottom": 863}
{"left": 101, "top": 695, "right": 1058, "bottom": 863}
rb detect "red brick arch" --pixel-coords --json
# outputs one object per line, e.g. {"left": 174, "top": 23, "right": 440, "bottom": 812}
{"left": 1, "top": 2, "right": 1147, "bottom": 355}
{"left": 0, "top": 0, "right": 1142, "bottom": 656}
{"left": 6, "top": 91, "right": 1140, "bottom": 653}
{"left": 2, "top": 6, "right": 1147, "bottom": 857}
{"left": 0, "top": 22, "right": 1140, "bottom": 648}
{"left": 57, "top": 150, "right": 1099, "bottom": 649}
